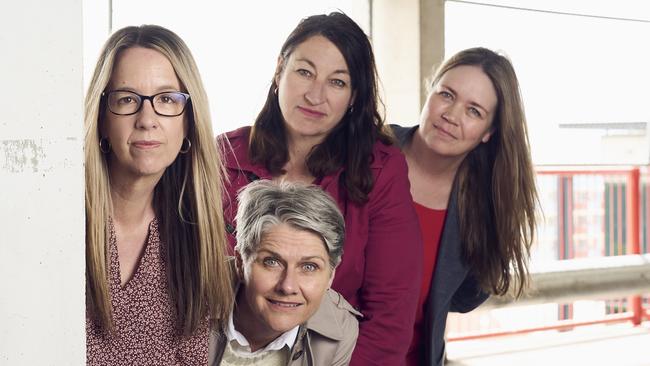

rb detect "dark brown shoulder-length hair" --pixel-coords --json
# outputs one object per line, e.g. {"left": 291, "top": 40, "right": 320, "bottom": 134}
{"left": 249, "top": 12, "right": 392, "bottom": 203}
{"left": 85, "top": 25, "right": 233, "bottom": 335}
{"left": 431, "top": 47, "right": 538, "bottom": 297}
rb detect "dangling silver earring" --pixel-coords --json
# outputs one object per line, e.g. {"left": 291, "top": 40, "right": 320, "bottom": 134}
{"left": 348, "top": 105, "right": 354, "bottom": 114}
{"left": 273, "top": 87, "right": 278, "bottom": 95}
{"left": 179, "top": 137, "right": 191, "bottom": 154}
{"left": 99, "top": 137, "right": 111, "bottom": 153}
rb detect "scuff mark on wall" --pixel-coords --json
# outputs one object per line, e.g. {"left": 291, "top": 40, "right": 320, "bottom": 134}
{"left": 1, "top": 140, "right": 46, "bottom": 173}
{"left": 0, "top": 138, "right": 79, "bottom": 174}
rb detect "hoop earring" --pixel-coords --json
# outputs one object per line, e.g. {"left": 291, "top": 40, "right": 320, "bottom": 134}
{"left": 273, "top": 87, "right": 278, "bottom": 95}
{"left": 179, "top": 137, "right": 191, "bottom": 154}
{"left": 99, "top": 137, "right": 111, "bottom": 154}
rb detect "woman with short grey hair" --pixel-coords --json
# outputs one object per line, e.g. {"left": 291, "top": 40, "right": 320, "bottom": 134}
{"left": 211, "top": 180, "right": 360, "bottom": 366}
{"left": 235, "top": 180, "right": 345, "bottom": 269}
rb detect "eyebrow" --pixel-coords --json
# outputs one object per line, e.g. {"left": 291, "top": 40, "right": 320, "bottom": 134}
{"left": 295, "top": 58, "right": 349, "bottom": 75}
{"left": 109, "top": 85, "right": 182, "bottom": 94}
{"left": 256, "top": 249, "right": 328, "bottom": 264}
{"left": 441, "top": 84, "right": 488, "bottom": 113}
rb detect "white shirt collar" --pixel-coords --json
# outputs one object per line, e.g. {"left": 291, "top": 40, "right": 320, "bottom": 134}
{"left": 225, "top": 310, "right": 300, "bottom": 357}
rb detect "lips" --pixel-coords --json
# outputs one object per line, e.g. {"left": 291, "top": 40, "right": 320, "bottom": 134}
{"left": 131, "top": 140, "right": 161, "bottom": 149}
{"left": 433, "top": 124, "right": 457, "bottom": 139}
{"left": 297, "top": 106, "right": 326, "bottom": 118}
{"left": 267, "top": 298, "right": 302, "bottom": 308}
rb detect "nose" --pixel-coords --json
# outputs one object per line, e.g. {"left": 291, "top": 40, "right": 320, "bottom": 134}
{"left": 304, "top": 80, "right": 325, "bottom": 105}
{"left": 135, "top": 99, "right": 158, "bottom": 130}
{"left": 275, "top": 268, "right": 298, "bottom": 295}
{"left": 442, "top": 103, "right": 461, "bottom": 126}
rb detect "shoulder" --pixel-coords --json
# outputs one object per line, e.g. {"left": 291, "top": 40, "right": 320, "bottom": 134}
{"left": 217, "top": 126, "right": 252, "bottom": 168}
{"left": 388, "top": 124, "right": 418, "bottom": 148}
{"left": 222, "top": 125, "right": 251, "bottom": 140}
{"left": 369, "top": 139, "right": 406, "bottom": 169}
{"left": 306, "top": 289, "right": 361, "bottom": 341}
{"left": 217, "top": 126, "right": 251, "bottom": 150}
{"left": 366, "top": 140, "right": 411, "bottom": 193}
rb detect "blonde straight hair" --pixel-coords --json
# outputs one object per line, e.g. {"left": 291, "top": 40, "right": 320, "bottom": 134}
{"left": 85, "top": 25, "right": 232, "bottom": 334}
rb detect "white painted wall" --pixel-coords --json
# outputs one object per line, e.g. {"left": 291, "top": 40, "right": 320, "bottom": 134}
{"left": 0, "top": 0, "right": 85, "bottom": 364}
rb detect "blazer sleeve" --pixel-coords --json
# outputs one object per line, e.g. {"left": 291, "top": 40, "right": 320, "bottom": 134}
{"left": 450, "top": 272, "right": 490, "bottom": 313}
{"left": 349, "top": 152, "right": 423, "bottom": 366}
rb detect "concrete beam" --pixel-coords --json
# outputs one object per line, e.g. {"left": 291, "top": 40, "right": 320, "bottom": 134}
{"left": 483, "top": 254, "right": 650, "bottom": 309}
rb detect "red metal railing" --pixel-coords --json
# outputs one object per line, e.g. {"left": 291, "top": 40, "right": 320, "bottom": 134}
{"left": 447, "top": 166, "right": 650, "bottom": 341}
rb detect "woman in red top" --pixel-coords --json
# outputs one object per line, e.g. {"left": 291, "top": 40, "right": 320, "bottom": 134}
{"left": 392, "top": 47, "right": 538, "bottom": 366}
{"left": 220, "top": 12, "right": 422, "bottom": 365}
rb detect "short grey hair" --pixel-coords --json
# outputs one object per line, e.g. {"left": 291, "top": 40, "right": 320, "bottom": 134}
{"left": 234, "top": 180, "right": 345, "bottom": 268}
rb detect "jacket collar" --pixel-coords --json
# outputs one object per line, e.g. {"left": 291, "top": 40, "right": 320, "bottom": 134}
{"left": 303, "top": 289, "right": 362, "bottom": 341}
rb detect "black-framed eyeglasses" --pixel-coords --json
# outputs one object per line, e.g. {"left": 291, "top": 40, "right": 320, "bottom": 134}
{"left": 103, "top": 90, "right": 191, "bottom": 117}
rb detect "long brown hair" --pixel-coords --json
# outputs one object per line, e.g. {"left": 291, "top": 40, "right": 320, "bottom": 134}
{"left": 431, "top": 48, "right": 538, "bottom": 297}
{"left": 249, "top": 12, "right": 392, "bottom": 203}
{"left": 85, "top": 25, "right": 232, "bottom": 334}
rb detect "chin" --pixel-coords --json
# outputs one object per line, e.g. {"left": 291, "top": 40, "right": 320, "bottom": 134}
{"left": 266, "top": 316, "right": 303, "bottom": 334}
{"left": 129, "top": 165, "right": 167, "bottom": 178}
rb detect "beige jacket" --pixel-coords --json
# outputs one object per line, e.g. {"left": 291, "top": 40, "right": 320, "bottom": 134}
{"left": 210, "top": 289, "right": 361, "bottom": 366}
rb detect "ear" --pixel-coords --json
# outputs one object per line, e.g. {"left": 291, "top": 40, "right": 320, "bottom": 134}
{"left": 327, "top": 268, "right": 336, "bottom": 288}
{"left": 183, "top": 117, "right": 189, "bottom": 139}
{"left": 235, "top": 252, "right": 245, "bottom": 281}
{"left": 481, "top": 128, "right": 493, "bottom": 143}
{"left": 274, "top": 55, "right": 285, "bottom": 86}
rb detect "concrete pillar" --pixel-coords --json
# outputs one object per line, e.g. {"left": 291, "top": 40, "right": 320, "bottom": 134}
{"left": 371, "top": 0, "right": 445, "bottom": 125}
{"left": 0, "top": 0, "right": 86, "bottom": 364}
{"left": 419, "top": 0, "right": 445, "bottom": 107}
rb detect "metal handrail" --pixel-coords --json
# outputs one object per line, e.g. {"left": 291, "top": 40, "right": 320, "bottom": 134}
{"left": 446, "top": 165, "right": 649, "bottom": 341}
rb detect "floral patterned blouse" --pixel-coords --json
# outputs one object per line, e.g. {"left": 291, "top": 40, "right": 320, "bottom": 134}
{"left": 86, "top": 218, "right": 209, "bottom": 365}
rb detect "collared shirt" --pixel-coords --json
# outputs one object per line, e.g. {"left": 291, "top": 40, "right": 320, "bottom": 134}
{"left": 225, "top": 310, "right": 299, "bottom": 358}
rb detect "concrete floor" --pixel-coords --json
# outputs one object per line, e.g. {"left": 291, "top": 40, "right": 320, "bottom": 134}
{"left": 446, "top": 321, "right": 650, "bottom": 366}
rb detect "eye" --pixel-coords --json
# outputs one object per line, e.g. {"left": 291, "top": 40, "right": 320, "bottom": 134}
{"left": 301, "top": 262, "right": 319, "bottom": 272}
{"left": 297, "top": 69, "right": 313, "bottom": 78}
{"left": 117, "top": 96, "right": 135, "bottom": 105}
{"left": 439, "top": 90, "right": 453, "bottom": 99}
{"left": 156, "top": 93, "right": 181, "bottom": 104}
{"left": 262, "top": 257, "right": 281, "bottom": 268}
{"left": 468, "top": 107, "right": 482, "bottom": 118}
{"left": 159, "top": 95, "right": 174, "bottom": 104}
{"left": 330, "top": 79, "right": 347, "bottom": 88}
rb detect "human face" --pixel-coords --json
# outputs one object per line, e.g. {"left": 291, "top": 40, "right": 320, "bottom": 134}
{"left": 417, "top": 65, "right": 497, "bottom": 161}
{"left": 276, "top": 35, "right": 353, "bottom": 146}
{"left": 102, "top": 47, "right": 187, "bottom": 181}
{"left": 236, "top": 223, "right": 334, "bottom": 345}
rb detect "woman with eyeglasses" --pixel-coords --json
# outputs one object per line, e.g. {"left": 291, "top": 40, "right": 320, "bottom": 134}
{"left": 85, "top": 25, "right": 232, "bottom": 365}
{"left": 220, "top": 12, "right": 422, "bottom": 365}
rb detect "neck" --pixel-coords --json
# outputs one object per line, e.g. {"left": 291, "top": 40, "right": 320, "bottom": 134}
{"left": 233, "top": 290, "right": 281, "bottom": 352}
{"left": 109, "top": 170, "right": 158, "bottom": 227}
{"left": 408, "top": 131, "right": 465, "bottom": 180}
{"left": 281, "top": 133, "right": 318, "bottom": 183}
{"left": 404, "top": 130, "right": 465, "bottom": 209}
